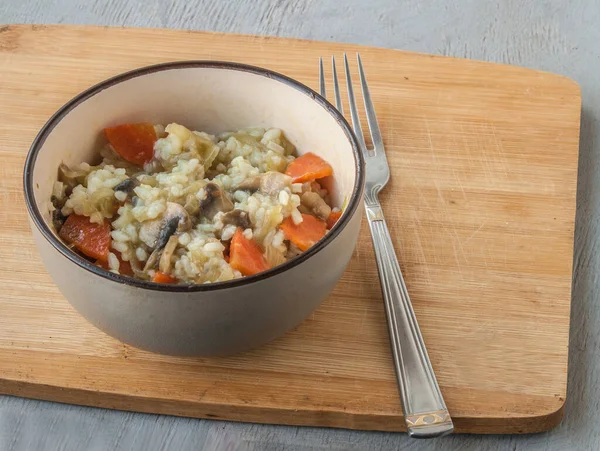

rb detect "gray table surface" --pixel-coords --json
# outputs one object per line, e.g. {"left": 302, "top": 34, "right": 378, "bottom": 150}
{"left": 1, "top": 0, "right": 598, "bottom": 449}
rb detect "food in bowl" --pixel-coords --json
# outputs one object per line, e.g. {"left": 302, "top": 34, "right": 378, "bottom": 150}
{"left": 25, "top": 61, "right": 364, "bottom": 356}
{"left": 51, "top": 122, "right": 343, "bottom": 284}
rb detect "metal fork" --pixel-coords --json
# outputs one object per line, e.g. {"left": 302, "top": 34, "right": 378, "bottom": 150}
{"left": 319, "top": 54, "right": 454, "bottom": 438}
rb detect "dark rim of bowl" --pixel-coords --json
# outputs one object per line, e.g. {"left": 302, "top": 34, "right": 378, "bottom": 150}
{"left": 23, "top": 61, "right": 365, "bottom": 292}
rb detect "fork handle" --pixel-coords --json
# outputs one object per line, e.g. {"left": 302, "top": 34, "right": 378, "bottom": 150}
{"left": 366, "top": 203, "right": 454, "bottom": 438}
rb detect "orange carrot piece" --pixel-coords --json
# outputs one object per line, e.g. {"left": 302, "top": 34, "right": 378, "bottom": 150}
{"left": 285, "top": 152, "right": 333, "bottom": 183}
{"left": 152, "top": 271, "right": 178, "bottom": 284}
{"left": 280, "top": 214, "right": 327, "bottom": 252}
{"left": 229, "top": 229, "right": 270, "bottom": 276}
{"left": 104, "top": 122, "right": 157, "bottom": 166}
{"left": 326, "top": 210, "right": 342, "bottom": 229}
{"left": 59, "top": 214, "right": 111, "bottom": 262}
{"left": 119, "top": 259, "right": 133, "bottom": 276}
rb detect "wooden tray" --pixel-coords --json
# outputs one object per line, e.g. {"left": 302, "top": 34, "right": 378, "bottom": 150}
{"left": 0, "top": 24, "right": 580, "bottom": 434}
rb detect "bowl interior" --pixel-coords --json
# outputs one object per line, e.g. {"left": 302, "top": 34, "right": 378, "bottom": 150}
{"left": 29, "top": 63, "right": 360, "bottom": 237}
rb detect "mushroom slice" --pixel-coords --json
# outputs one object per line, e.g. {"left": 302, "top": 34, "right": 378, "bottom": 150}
{"left": 52, "top": 209, "right": 67, "bottom": 232}
{"left": 113, "top": 177, "right": 140, "bottom": 195}
{"left": 155, "top": 216, "right": 180, "bottom": 250}
{"left": 140, "top": 203, "right": 192, "bottom": 272}
{"left": 234, "top": 176, "right": 260, "bottom": 192}
{"left": 221, "top": 209, "right": 251, "bottom": 229}
{"left": 297, "top": 204, "right": 311, "bottom": 215}
{"left": 300, "top": 191, "right": 331, "bottom": 221}
{"left": 166, "top": 202, "right": 192, "bottom": 232}
{"left": 143, "top": 218, "right": 178, "bottom": 272}
{"left": 139, "top": 202, "right": 192, "bottom": 249}
{"left": 143, "top": 248, "right": 160, "bottom": 272}
{"left": 159, "top": 235, "right": 179, "bottom": 274}
{"left": 259, "top": 172, "right": 291, "bottom": 195}
{"left": 199, "top": 183, "right": 234, "bottom": 219}
{"left": 236, "top": 172, "right": 291, "bottom": 195}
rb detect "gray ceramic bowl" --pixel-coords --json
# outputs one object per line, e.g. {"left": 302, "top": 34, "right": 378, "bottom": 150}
{"left": 23, "top": 61, "right": 365, "bottom": 356}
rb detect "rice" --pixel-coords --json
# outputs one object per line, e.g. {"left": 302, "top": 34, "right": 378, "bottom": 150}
{"left": 52, "top": 123, "right": 337, "bottom": 284}
{"left": 178, "top": 233, "right": 191, "bottom": 246}
{"left": 107, "top": 252, "right": 120, "bottom": 271}
{"left": 135, "top": 247, "right": 148, "bottom": 262}
{"left": 61, "top": 164, "right": 129, "bottom": 224}
{"left": 291, "top": 208, "right": 304, "bottom": 225}
{"left": 272, "top": 230, "right": 285, "bottom": 248}
{"left": 220, "top": 225, "right": 237, "bottom": 242}
{"left": 279, "top": 190, "right": 290, "bottom": 206}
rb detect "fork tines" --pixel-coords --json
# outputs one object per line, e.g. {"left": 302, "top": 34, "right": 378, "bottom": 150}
{"left": 319, "top": 53, "right": 384, "bottom": 157}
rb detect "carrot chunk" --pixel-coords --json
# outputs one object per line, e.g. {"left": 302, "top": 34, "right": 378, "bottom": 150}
{"left": 152, "top": 271, "right": 178, "bottom": 284}
{"left": 285, "top": 152, "right": 333, "bottom": 183}
{"left": 59, "top": 214, "right": 111, "bottom": 262}
{"left": 280, "top": 214, "right": 327, "bottom": 252}
{"left": 326, "top": 210, "right": 342, "bottom": 229}
{"left": 104, "top": 122, "right": 157, "bottom": 166}
{"left": 229, "top": 229, "right": 270, "bottom": 276}
{"left": 119, "top": 259, "right": 133, "bottom": 276}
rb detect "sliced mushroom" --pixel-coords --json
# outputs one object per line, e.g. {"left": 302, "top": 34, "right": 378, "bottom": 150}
{"left": 221, "top": 209, "right": 251, "bottom": 229}
{"left": 300, "top": 191, "right": 331, "bottom": 221}
{"left": 143, "top": 219, "right": 178, "bottom": 272}
{"left": 260, "top": 172, "right": 291, "bottom": 194}
{"left": 159, "top": 235, "right": 179, "bottom": 273}
{"left": 286, "top": 241, "right": 303, "bottom": 259}
{"left": 235, "top": 172, "right": 291, "bottom": 195}
{"left": 139, "top": 222, "right": 162, "bottom": 250}
{"left": 300, "top": 180, "right": 326, "bottom": 195}
{"left": 139, "top": 202, "right": 192, "bottom": 249}
{"left": 162, "top": 202, "right": 192, "bottom": 231}
{"left": 52, "top": 209, "right": 67, "bottom": 232}
{"left": 234, "top": 176, "right": 260, "bottom": 192}
{"left": 155, "top": 216, "right": 180, "bottom": 250}
{"left": 297, "top": 204, "right": 311, "bottom": 215}
{"left": 199, "top": 183, "right": 233, "bottom": 219}
{"left": 143, "top": 249, "right": 160, "bottom": 272}
{"left": 129, "top": 256, "right": 151, "bottom": 281}
{"left": 113, "top": 177, "right": 139, "bottom": 195}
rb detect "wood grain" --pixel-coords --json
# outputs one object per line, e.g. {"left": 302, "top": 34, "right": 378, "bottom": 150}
{"left": 0, "top": 24, "right": 580, "bottom": 435}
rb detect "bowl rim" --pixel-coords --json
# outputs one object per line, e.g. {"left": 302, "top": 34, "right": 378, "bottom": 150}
{"left": 23, "top": 60, "right": 365, "bottom": 292}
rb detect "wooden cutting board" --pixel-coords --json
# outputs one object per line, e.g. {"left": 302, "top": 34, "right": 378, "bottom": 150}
{"left": 0, "top": 24, "right": 580, "bottom": 435}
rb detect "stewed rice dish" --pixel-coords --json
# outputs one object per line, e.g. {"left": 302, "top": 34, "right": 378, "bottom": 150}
{"left": 51, "top": 122, "right": 342, "bottom": 284}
